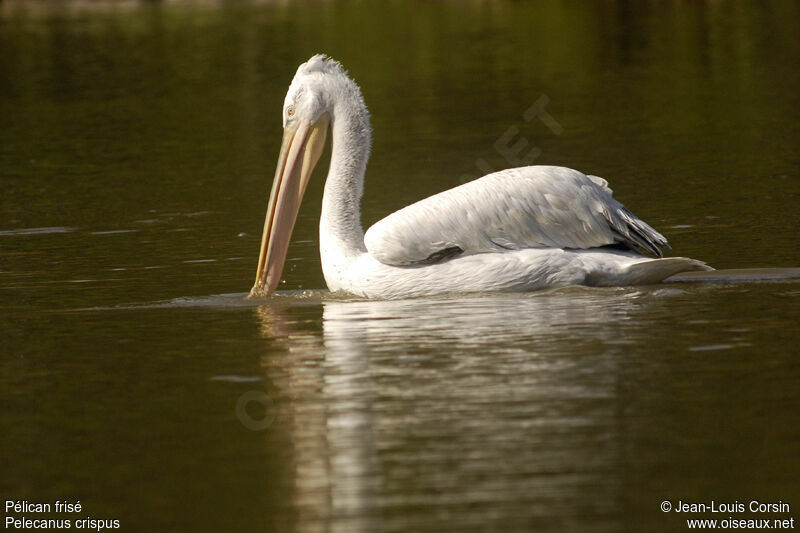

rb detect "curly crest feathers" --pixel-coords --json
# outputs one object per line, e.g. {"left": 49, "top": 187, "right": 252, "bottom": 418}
{"left": 298, "top": 54, "right": 348, "bottom": 78}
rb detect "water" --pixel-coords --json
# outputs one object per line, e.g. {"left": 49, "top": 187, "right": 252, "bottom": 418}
{"left": 2, "top": 1, "right": 799, "bottom": 531}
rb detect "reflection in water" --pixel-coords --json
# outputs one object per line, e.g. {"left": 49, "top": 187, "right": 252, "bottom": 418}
{"left": 256, "top": 302, "right": 380, "bottom": 533}
{"left": 254, "top": 288, "right": 668, "bottom": 531}
{"left": 2, "top": 1, "right": 798, "bottom": 531}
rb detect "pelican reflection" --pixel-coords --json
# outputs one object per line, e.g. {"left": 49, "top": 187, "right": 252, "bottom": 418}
{"left": 253, "top": 287, "right": 664, "bottom": 530}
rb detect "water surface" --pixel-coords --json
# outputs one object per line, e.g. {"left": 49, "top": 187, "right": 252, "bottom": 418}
{"left": 2, "top": 1, "right": 799, "bottom": 531}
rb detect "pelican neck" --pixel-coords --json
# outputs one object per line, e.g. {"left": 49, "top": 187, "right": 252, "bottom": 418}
{"left": 319, "top": 87, "right": 372, "bottom": 257}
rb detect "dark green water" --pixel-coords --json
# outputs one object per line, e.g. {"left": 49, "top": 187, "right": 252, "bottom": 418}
{"left": 2, "top": 1, "right": 799, "bottom": 532}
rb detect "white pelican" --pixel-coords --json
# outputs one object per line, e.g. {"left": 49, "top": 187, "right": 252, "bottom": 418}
{"left": 251, "top": 55, "right": 710, "bottom": 299}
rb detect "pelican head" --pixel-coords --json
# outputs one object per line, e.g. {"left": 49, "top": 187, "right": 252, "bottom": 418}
{"left": 250, "top": 57, "right": 336, "bottom": 297}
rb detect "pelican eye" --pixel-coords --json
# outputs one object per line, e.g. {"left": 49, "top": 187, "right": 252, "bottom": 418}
{"left": 286, "top": 106, "right": 295, "bottom": 118}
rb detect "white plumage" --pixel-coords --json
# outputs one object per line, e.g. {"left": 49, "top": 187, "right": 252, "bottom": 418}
{"left": 250, "top": 55, "right": 710, "bottom": 299}
{"left": 365, "top": 166, "right": 667, "bottom": 265}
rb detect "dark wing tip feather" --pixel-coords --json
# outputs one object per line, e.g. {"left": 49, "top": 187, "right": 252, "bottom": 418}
{"left": 605, "top": 207, "right": 668, "bottom": 258}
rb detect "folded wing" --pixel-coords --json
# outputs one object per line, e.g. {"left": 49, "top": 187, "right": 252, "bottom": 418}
{"left": 364, "top": 165, "right": 668, "bottom": 265}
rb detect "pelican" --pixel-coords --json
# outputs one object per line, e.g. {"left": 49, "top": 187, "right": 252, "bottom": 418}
{"left": 251, "top": 55, "right": 710, "bottom": 299}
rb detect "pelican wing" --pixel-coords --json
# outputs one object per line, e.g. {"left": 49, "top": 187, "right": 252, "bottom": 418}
{"left": 364, "top": 166, "right": 668, "bottom": 265}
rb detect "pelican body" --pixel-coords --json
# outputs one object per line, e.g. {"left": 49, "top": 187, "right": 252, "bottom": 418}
{"left": 251, "top": 55, "right": 709, "bottom": 299}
